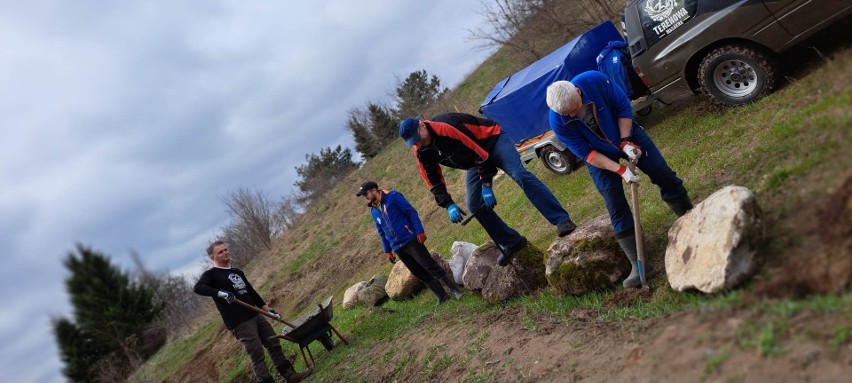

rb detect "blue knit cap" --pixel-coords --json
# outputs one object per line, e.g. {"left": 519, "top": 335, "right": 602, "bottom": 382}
{"left": 398, "top": 118, "right": 420, "bottom": 147}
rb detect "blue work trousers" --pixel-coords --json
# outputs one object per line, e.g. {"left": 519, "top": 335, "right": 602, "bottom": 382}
{"left": 587, "top": 126, "right": 687, "bottom": 234}
{"left": 465, "top": 134, "right": 571, "bottom": 249}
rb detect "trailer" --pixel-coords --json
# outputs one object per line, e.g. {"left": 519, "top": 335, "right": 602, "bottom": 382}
{"left": 479, "top": 21, "right": 644, "bottom": 175}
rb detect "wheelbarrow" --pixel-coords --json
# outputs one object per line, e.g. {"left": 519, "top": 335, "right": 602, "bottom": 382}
{"left": 266, "top": 296, "right": 348, "bottom": 368}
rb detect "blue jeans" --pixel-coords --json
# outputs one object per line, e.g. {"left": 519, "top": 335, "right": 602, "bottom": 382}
{"left": 465, "top": 134, "right": 572, "bottom": 249}
{"left": 586, "top": 126, "right": 687, "bottom": 234}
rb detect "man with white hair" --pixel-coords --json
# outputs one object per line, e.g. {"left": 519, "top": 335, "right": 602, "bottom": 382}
{"left": 545, "top": 71, "right": 693, "bottom": 288}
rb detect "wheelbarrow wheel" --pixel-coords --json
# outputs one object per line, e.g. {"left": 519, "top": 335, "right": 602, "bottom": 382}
{"left": 319, "top": 332, "right": 335, "bottom": 351}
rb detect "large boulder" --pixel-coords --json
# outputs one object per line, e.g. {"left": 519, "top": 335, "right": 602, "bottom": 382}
{"left": 385, "top": 262, "right": 424, "bottom": 300}
{"left": 462, "top": 242, "right": 501, "bottom": 290}
{"left": 342, "top": 281, "right": 367, "bottom": 309}
{"left": 481, "top": 242, "right": 548, "bottom": 303}
{"left": 358, "top": 275, "right": 389, "bottom": 306}
{"left": 666, "top": 185, "right": 763, "bottom": 293}
{"left": 448, "top": 241, "right": 478, "bottom": 285}
{"left": 545, "top": 215, "right": 630, "bottom": 295}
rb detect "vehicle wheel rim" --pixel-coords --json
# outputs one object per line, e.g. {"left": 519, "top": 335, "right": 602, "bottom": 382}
{"left": 713, "top": 59, "right": 758, "bottom": 98}
{"left": 545, "top": 152, "right": 567, "bottom": 172}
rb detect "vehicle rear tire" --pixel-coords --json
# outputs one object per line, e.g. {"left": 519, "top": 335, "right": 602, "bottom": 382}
{"left": 698, "top": 44, "right": 778, "bottom": 106}
{"left": 539, "top": 146, "right": 577, "bottom": 176}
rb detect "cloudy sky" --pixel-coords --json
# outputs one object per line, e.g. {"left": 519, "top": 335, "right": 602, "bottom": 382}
{"left": 0, "top": 1, "right": 495, "bottom": 381}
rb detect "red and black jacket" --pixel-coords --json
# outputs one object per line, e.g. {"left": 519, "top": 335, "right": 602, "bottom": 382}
{"left": 412, "top": 112, "right": 502, "bottom": 208}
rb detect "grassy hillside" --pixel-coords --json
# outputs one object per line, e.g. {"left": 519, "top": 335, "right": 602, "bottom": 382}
{"left": 131, "top": 24, "right": 851, "bottom": 383}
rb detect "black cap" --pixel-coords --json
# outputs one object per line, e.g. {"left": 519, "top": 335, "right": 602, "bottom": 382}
{"left": 355, "top": 181, "right": 379, "bottom": 196}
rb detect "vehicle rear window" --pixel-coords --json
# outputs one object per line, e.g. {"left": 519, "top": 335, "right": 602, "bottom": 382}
{"left": 639, "top": 0, "right": 698, "bottom": 48}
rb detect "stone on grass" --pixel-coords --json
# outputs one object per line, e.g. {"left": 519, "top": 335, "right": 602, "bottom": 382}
{"left": 666, "top": 185, "right": 763, "bottom": 293}
{"left": 448, "top": 241, "right": 478, "bottom": 285}
{"left": 545, "top": 215, "right": 630, "bottom": 295}
{"left": 386, "top": 260, "right": 425, "bottom": 300}
{"left": 462, "top": 242, "right": 501, "bottom": 290}
{"left": 358, "top": 275, "right": 389, "bottom": 306}
{"left": 481, "top": 241, "right": 548, "bottom": 303}
{"left": 342, "top": 281, "right": 367, "bottom": 309}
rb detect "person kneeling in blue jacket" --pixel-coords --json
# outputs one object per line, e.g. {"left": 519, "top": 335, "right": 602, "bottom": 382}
{"left": 357, "top": 181, "right": 462, "bottom": 305}
{"left": 545, "top": 72, "right": 693, "bottom": 288}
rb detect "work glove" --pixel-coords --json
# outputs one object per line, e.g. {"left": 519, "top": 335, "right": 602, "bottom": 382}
{"left": 481, "top": 184, "right": 497, "bottom": 209}
{"left": 268, "top": 309, "right": 282, "bottom": 321}
{"left": 385, "top": 251, "right": 396, "bottom": 264}
{"left": 217, "top": 290, "right": 235, "bottom": 304}
{"left": 616, "top": 165, "right": 640, "bottom": 184}
{"left": 448, "top": 203, "right": 466, "bottom": 223}
{"left": 416, "top": 233, "right": 427, "bottom": 244}
{"left": 619, "top": 140, "right": 642, "bottom": 162}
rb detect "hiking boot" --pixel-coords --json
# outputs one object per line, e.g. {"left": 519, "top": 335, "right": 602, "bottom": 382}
{"left": 556, "top": 219, "right": 577, "bottom": 237}
{"left": 283, "top": 368, "right": 312, "bottom": 383}
{"left": 497, "top": 236, "right": 527, "bottom": 266}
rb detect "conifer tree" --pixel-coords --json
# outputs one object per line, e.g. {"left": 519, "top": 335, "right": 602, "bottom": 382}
{"left": 52, "top": 244, "right": 164, "bottom": 382}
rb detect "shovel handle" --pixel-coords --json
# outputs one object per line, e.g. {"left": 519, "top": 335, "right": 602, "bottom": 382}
{"left": 232, "top": 299, "right": 298, "bottom": 329}
{"left": 627, "top": 161, "right": 649, "bottom": 289}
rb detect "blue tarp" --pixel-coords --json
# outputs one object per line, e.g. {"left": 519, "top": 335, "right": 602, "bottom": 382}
{"left": 479, "top": 21, "right": 624, "bottom": 144}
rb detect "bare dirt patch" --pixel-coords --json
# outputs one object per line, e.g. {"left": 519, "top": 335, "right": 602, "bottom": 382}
{"left": 603, "top": 288, "right": 652, "bottom": 308}
{"left": 752, "top": 173, "right": 852, "bottom": 298}
{"left": 335, "top": 303, "right": 851, "bottom": 383}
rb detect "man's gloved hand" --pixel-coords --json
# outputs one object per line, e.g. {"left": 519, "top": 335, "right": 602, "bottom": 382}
{"left": 217, "top": 290, "right": 235, "bottom": 304}
{"left": 416, "top": 233, "right": 427, "bottom": 244}
{"left": 448, "top": 204, "right": 466, "bottom": 223}
{"left": 481, "top": 184, "right": 497, "bottom": 209}
{"left": 268, "top": 309, "right": 282, "bottom": 320}
{"left": 385, "top": 251, "right": 396, "bottom": 264}
{"left": 619, "top": 140, "right": 642, "bottom": 162}
{"left": 617, "top": 165, "right": 640, "bottom": 184}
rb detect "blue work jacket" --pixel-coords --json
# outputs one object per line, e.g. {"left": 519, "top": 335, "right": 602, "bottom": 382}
{"left": 368, "top": 190, "right": 425, "bottom": 252}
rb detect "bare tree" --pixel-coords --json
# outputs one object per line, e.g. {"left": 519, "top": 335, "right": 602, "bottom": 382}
{"left": 130, "top": 253, "right": 205, "bottom": 337}
{"left": 469, "top": 0, "right": 621, "bottom": 61}
{"left": 223, "top": 188, "right": 281, "bottom": 250}
{"left": 275, "top": 193, "right": 304, "bottom": 231}
{"left": 469, "top": 0, "right": 546, "bottom": 59}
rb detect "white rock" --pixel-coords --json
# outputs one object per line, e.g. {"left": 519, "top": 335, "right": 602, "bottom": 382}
{"left": 342, "top": 281, "right": 366, "bottom": 309}
{"left": 665, "top": 185, "right": 764, "bottom": 293}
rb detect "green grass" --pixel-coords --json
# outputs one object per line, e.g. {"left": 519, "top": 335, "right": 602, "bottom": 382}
{"left": 830, "top": 324, "right": 852, "bottom": 350}
{"left": 700, "top": 348, "right": 730, "bottom": 381}
{"left": 134, "top": 29, "right": 852, "bottom": 383}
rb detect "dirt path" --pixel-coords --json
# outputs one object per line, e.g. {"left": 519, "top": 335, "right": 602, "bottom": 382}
{"left": 348, "top": 305, "right": 851, "bottom": 382}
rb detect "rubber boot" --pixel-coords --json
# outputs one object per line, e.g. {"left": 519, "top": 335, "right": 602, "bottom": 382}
{"left": 439, "top": 274, "right": 463, "bottom": 300}
{"left": 616, "top": 230, "right": 641, "bottom": 289}
{"left": 276, "top": 363, "right": 311, "bottom": 383}
{"left": 426, "top": 279, "right": 450, "bottom": 305}
{"left": 664, "top": 193, "right": 693, "bottom": 217}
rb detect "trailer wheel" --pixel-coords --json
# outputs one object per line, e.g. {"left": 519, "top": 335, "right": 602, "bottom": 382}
{"left": 540, "top": 146, "right": 576, "bottom": 175}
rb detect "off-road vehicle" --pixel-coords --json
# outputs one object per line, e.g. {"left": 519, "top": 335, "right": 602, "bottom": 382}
{"left": 623, "top": 0, "right": 851, "bottom": 106}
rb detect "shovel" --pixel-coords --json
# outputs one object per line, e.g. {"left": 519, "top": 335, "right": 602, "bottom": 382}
{"left": 232, "top": 298, "right": 298, "bottom": 329}
{"left": 626, "top": 160, "right": 649, "bottom": 290}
